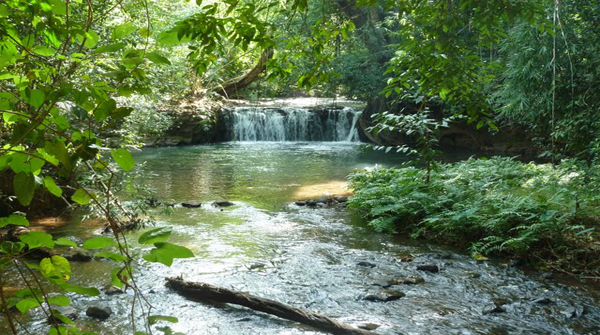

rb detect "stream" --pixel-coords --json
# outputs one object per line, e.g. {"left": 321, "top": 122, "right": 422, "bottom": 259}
{"left": 3, "top": 142, "right": 600, "bottom": 335}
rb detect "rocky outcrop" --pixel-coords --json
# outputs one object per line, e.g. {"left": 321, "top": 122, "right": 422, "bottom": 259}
{"left": 359, "top": 97, "right": 538, "bottom": 156}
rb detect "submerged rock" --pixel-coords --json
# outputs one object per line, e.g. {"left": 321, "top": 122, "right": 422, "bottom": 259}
{"left": 416, "top": 264, "right": 439, "bottom": 273}
{"left": 532, "top": 297, "right": 553, "bottom": 305}
{"left": 86, "top": 306, "right": 112, "bottom": 320}
{"left": 315, "top": 196, "right": 330, "bottom": 204}
{"left": 181, "top": 201, "right": 202, "bottom": 208}
{"left": 334, "top": 196, "right": 348, "bottom": 203}
{"left": 213, "top": 201, "right": 235, "bottom": 207}
{"left": 364, "top": 290, "right": 405, "bottom": 302}
{"left": 540, "top": 272, "right": 554, "bottom": 280}
{"left": 62, "top": 247, "right": 93, "bottom": 262}
{"left": 483, "top": 305, "right": 507, "bottom": 314}
{"left": 358, "top": 323, "right": 380, "bottom": 330}
{"left": 562, "top": 305, "right": 587, "bottom": 318}
{"left": 294, "top": 201, "right": 306, "bottom": 206}
{"left": 389, "top": 275, "right": 425, "bottom": 285}
{"left": 357, "top": 261, "right": 376, "bottom": 268}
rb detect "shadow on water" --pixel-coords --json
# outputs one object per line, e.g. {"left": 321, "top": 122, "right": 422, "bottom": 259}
{"left": 2, "top": 142, "right": 599, "bottom": 335}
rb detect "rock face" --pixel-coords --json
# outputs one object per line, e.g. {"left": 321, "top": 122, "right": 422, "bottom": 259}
{"left": 358, "top": 97, "right": 538, "bottom": 156}
{"left": 86, "top": 306, "right": 112, "bottom": 320}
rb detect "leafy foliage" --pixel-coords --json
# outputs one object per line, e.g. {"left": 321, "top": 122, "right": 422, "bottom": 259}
{"left": 348, "top": 157, "right": 600, "bottom": 271}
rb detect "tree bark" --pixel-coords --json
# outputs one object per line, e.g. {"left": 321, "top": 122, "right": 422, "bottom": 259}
{"left": 212, "top": 47, "right": 274, "bottom": 98}
{"left": 165, "top": 277, "right": 377, "bottom": 335}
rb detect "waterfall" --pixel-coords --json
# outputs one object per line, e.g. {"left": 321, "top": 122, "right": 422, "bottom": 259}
{"left": 222, "top": 106, "right": 362, "bottom": 142}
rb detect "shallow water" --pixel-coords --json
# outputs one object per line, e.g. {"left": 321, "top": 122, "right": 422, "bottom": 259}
{"left": 2, "top": 142, "right": 600, "bottom": 335}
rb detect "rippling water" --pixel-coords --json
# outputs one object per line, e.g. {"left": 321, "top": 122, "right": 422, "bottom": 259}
{"left": 2, "top": 143, "right": 599, "bottom": 335}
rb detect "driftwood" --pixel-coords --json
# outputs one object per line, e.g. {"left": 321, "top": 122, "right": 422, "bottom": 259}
{"left": 165, "top": 277, "right": 376, "bottom": 335}
{"left": 212, "top": 47, "right": 274, "bottom": 98}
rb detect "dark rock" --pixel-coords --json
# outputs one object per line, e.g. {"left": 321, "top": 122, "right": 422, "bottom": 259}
{"left": 237, "top": 317, "right": 253, "bottom": 322}
{"left": 213, "top": 201, "right": 235, "bottom": 207}
{"left": 86, "top": 306, "right": 112, "bottom": 320}
{"left": 62, "top": 247, "right": 93, "bottom": 262}
{"left": 26, "top": 246, "right": 55, "bottom": 260}
{"left": 105, "top": 286, "right": 124, "bottom": 295}
{"left": 532, "top": 297, "right": 553, "bottom": 305}
{"left": 316, "top": 203, "right": 327, "bottom": 208}
{"left": 383, "top": 290, "right": 405, "bottom": 301}
{"left": 247, "top": 263, "right": 266, "bottom": 270}
{"left": 48, "top": 307, "right": 78, "bottom": 324}
{"left": 540, "top": 272, "right": 554, "bottom": 280}
{"left": 357, "top": 261, "right": 376, "bottom": 268}
{"left": 467, "top": 272, "right": 482, "bottom": 279}
{"left": 483, "top": 305, "right": 507, "bottom": 314}
{"left": 562, "top": 305, "right": 586, "bottom": 318}
{"left": 416, "top": 264, "right": 439, "bottom": 273}
{"left": 181, "top": 201, "right": 202, "bottom": 208}
{"left": 509, "top": 258, "right": 525, "bottom": 267}
{"left": 164, "top": 201, "right": 176, "bottom": 207}
{"left": 437, "top": 252, "right": 453, "bottom": 259}
{"left": 306, "top": 200, "right": 317, "bottom": 207}
{"left": 390, "top": 275, "right": 425, "bottom": 285}
{"left": 8, "top": 226, "right": 30, "bottom": 241}
{"left": 363, "top": 290, "right": 405, "bottom": 302}
{"left": 294, "top": 201, "right": 306, "bottom": 206}
{"left": 315, "top": 196, "right": 330, "bottom": 204}
{"left": 145, "top": 198, "right": 160, "bottom": 207}
{"left": 358, "top": 323, "right": 380, "bottom": 331}
{"left": 399, "top": 255, "right": 414, "bottom": 262}
{"left": 149, "top": 289, "right": 156, "bottom": 294}
{"left": 334, "top": 196, "right": 348, "bottom": 203}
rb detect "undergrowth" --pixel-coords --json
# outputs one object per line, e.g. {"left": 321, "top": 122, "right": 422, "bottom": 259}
{"left": 348, "top": 157, "right": 600, "bottom": 275}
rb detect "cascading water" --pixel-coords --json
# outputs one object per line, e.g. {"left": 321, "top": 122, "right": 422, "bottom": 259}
{"left": 222, "top": 106, "right": 362, "bottom": 142}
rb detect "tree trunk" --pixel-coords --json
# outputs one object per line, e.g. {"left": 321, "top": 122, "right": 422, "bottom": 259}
{"left": 212, "top": 47, "right": 274, "bottom": 98}
{"left": 165, "top": 277, "right": 377, "bottom": 335}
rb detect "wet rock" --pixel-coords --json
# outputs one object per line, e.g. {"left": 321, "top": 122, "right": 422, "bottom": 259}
{"left": 145, "top": 198, "right": 160, "bottom": 207}
{"left": 483, "top": 305, "right": 507, "bottom": 314}
{"left": 7, "top": 226, "right": 30, "bottom": 241}
{"left": 357, "top": 261, "right": 376, "bottom": 268}
{"left": 416, "top": 264, "right": 439, "bottom": 273}
{"left": 86, "top": 306, "right": 112, "bottom": 320}
{"left": 26, "top": 246, "right": 54, "bottom": 260}
{"left": 105, "top": 286, "right": 124, "bottom": 295}
{"left": 372, "top": 279, "right": 392, "bottom": 288}
{"left": 532, "top": 297, "right": 553, "bottom": 305}
{"left": 213, "top": 201, "right": 235, "bottom": 207}
{"left": 398, "top": 255, "right": 414, "bottom": 262}
{"left": 181, "top": 201, "right": 202, "bottom": 208}
{"left": 316, "top": 203, "right": 327, "bottom": 208}
{"left": 540, "top": 272, "right": 554, "bottom": 280}
{"left": 437, "top": 252, "right": 453, "bottom": 259}
{"left": 315, "top": 196, "right": 330, "bottom": 204}
{"left": 62, "top": 247, "right": 93, "bottom": 262}
{"left": 363, "top": 290, "right": 405, "bottom": 302}
{"left": 294, "top": 201, "right": 306, "bottom": 206}
{"left": 509, "top": 258, "right": 525, "bottom": 267}
{"left": 247, "top": 263, "right": 266, "bottom": 270}
{"left": 306, "top": 200, "right": 317, "bottom": 207}
{"left": 389, "top": 275, "right": 425, "bottom": 285}
{"left": 467, "top": 272, "right": 482, "bottom": 279}
{"left": 334, "top": 196, "right": 348, "bottom": 203}
{"left": 164, "top": 201, "right": 176, "bottom": 207}
{"left": 562, "top": 305, "right": 586, "bottom": 318}
{"left": 237, "top": 317, "right": 253, "bottom": 322}
{"left": 358, "top": 323, "right": 380, "bottom": 330}
{"left": 48, "top": 306, "right": 78, "bottom": 324}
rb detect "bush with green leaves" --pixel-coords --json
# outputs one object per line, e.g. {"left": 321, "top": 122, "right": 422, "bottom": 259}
{"left": 348, "top": 157, "right": 600, "bottom": 273}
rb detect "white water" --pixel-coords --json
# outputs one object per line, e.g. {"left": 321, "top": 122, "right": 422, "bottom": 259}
{"left": 223, "top": 106, "right": 362, "bottom": 142}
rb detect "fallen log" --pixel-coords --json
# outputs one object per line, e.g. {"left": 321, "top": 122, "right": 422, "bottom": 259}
{"left": 211, "top": 47, "right": 274, "bottom": 98}
{"left": 165, "top": 277, "right": 376, "bottom": 335}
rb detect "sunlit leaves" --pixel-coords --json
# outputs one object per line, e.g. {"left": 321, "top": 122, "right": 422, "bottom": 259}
{"left": 142, "top": 242, "right": 194, "bottom": 266}
{"left": 16, "top": 298, "right": 41, "bottom": 313}
{"left": 14, "top": 172, "right": 35, "bottom": 206}
{"left": 20, "top": 231, "right": 55, "bottom": 249}
{"left": 54, "top": 238, "right": 77, "bottom": 247}
{"left": 44, "top": 176, "right": 63, "bottom": 197}
{"left": 138, "top": 227, "right": 171, "bottom": 244}
{"left": 71, "top": 189, "right": 92, "bottom": 205}
{"left": 112, "top": 23, "right": 137, "bottom": 40}
{"left": 0, "top": 214, "right": 29, "bottom": 228}
{"left": 59, "top": 283, "right": 100, "bottom": 296}
{"left": 83, "top": 236, "right": 115, "bottom": 249}
{"left": 110, "top": 148, "right": 134, "bottom": 171}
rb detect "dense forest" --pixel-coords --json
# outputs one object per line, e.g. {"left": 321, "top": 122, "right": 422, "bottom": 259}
{"left": 1, "top": 0, "right": 600, "bottom": 334}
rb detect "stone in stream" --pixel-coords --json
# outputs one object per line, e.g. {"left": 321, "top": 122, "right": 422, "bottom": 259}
{"left": 540, "top": 272, "right": 554, "bottom": 280}
{"left": 305, "top": 200, "right": 317, "bottom": 207}
{"left": 483, "top": 305, "right": 507, "bottom": 315}
{"left": 389, "top": 275, "right": 425, "bottom": 285}
{"left": 334, "top": 195, "right": 348, "bottom": 203}
{"left": 181, "top": 201, "right": 202, "bottom": 208}
{"left": 62, "top": 247, "right": 93, "bottom": 262}
{"left": 315, "top": 196, "right": 330, "bottom": 204}
{"left": 562, "top": 305, "right": 587, "bottom": 318}
{"left": 466, "top": 272, "right": 482, "bottom": 279}
{"left": 509, "top": 258, "right": 525, "bottom": 267}
{"left": 213, "top": 201, "right": 235, "bottom": 207}
{"left": 294, "top": 201, "right": 307, "bottom": 206}
{"left": 357, "top": 261, "right": 376, "bottom": 268}
{"left": 86, "top": 306, "right": 112, "bottom": 320}
{"left": 105, "top": 286, "right": 124, "bottom": 295}
{"left": 532, "top": 297, "right": 553, "bottom": 305}
{"left": 363, "top": 290, "right": 405, "bottom": 302}
{"left": 416, "top": 264, "right": 439, "bottom": 273}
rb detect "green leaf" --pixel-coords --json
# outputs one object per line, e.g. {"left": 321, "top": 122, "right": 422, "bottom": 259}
{"left": 94, "top": 99, "right": 116, "bottom": 121}
{"left": 60, "top": 283, "right": 100, "bottom": 296}
{"left": 71, "top": 189, "right": 91, "bottom": 205}
{"left": 16, "top": 297, "right": 40, "bottom": 313}
{"left": 143, "top": 242, "right": 194, "bottom": 266}
{"left": 20, "top": 231, "right": 54, "bottom": 249}
{"left": 95, "top": 251, "right": 128, "bottom": 262}
{"left": 112, "top": 23, "right": 137, "bottom": 40}
{"left": 48, "top": 295, "right": 71, "bottom": 306}
{"left": 33, "top": 46, "right": 55, "bottom": 56}
{"left": 148, "top": 315, "right": 179, "bottom": 325}
{"left": 147, "top": 52, "right": 171, "bottom": 65}
{"left": 44, "top": 176, "right": 63, "bottom": 197}
{"left": 14, "top": 172, "right": 35, "bottom": 206}
{"left": 54, "top": 238, "right": 77, "bottom": 247}
{"left": 83, "top": 236, "right": 115, "bottom": 249}
{"left": 29, "top": 89, "right": 45, "bottom": 108}
{"left": 1, "top": 214, "right": 30, "bottom": 228}
{"left": 111, "top": 148, "right": 134, "bottom": 171}
{"left": 95, "top": 42, "right": 125, "bottom": 53}
{"left": 40, "top": 256, "right": 71, "bottom": 280}
{"left": 138, "top": 227, "right": 172, "bottom": 245}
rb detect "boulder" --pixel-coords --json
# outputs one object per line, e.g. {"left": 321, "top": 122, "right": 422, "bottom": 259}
{"left": 86, "top": 306, "right": 112, "bottom": 320}
{"left": 364, "top": 290, "right": 405, "bottom": 302}
{"left": 416, "top": 264, "right": 439, "bottom": 273}
{"left": 62, "top": 247, "right": 93, "bottom": 262}
{"left": 357, "top": 261, "right": 376, "bottom": 268}
{"left": 294, "top": 201, "right": 306, "bottom": 206}
{"left": 181, "top": 202, "right": 202, "bottom": 208}
{"left": 389, "top": 275, "right": 425, "bottom": 285}
{"left": 213, "top": 201, "right": 235, "bottom": 207}
{"left": 48, "top": 306, "right": 78, "bottom": 324}
{"left": 334, "top": 196, "right": 348, "bottom": 203}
